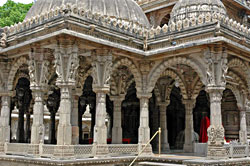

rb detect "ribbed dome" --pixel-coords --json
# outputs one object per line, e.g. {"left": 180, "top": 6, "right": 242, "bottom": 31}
{"left": 25, "top": 0, "right": 150, "bottom": 27}
{"left": 170, "top": 0, "right": 227, "bottom": 22}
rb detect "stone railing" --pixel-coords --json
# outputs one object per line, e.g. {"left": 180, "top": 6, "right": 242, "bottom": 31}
{"left": 224, "top": 144, "right": 249, "bottom": 158}
{"left": 108, "top": 144, "right": 138, "bottom": 156}
{"left": 5, "top": 143, "right": 39, "bottom": 156}
{"left": 148, "top": 13, "right": 250, "bottom": 39}
{"left": 4, "top": 143, "right": 138, "bottom": 159}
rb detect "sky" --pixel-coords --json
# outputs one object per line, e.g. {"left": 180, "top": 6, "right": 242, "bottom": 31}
{"left": 0, "top": 0, "right": 34, "bottom": 6}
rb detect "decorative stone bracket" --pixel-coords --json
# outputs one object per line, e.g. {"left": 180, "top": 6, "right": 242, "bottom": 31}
{"left": 54, "top": 42, "right": 79, "bottom": 86}
{"left": 91, "top": 51, "right": 112, "bottom": 90}
{"left": 29, "top": 47, "right": 50, "bottom": 90}
{"left": 204, "top": 45, "right": 228, "bottom": 88}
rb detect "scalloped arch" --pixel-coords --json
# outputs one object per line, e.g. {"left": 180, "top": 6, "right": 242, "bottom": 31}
{"left": 7, "top": 57, "right": 28, "bottom": 91}
{"left": 112, "top": 58, "right": 142, "bottom": 92}
{"left": 228, "top": 58, "right": 250, "bottom": 91}
{"left": 148, "top": 57, "right": 205, "bottom": 94}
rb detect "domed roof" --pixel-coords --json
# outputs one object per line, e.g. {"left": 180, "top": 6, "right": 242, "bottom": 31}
{"left": 170, "top": 0, "right": 227, "bottom": 22}
{"left": 25, "top": 0, "right": 150, "bottom": 27}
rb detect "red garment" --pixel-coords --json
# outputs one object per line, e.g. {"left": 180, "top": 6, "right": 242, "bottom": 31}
{"left": 199, "top": 116, "right": 210, "bottom": 143}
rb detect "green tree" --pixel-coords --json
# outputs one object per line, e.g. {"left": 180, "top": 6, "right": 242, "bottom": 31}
{"left": 0, "top": 0, "right": 33, "bottom": 27}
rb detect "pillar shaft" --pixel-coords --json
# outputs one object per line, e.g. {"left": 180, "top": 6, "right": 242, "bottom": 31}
{"left": 183, "top": 100, "right": 195, "bottom": 152}
{"left": 111, "top": 96, "right": 124, "bottom": 144}
{"left": 239, "top": 109, "right": 247, "bottom": 144}
{"left": 207, "top": 88, "right": 226, "bottom": 159}
{"left": 0, "top": 96, "right": 11, "bottom": 143}
{"left": 71, "top": 95, "right": 79, "bottom": 145}
{"left": 138, "top": 95, "right": 151, "bottom": 144}
{"left": 49, "top": 112, "right": 56, "bottom": 144}
{"left": 57, "top": 86, "right": 72, "bottom": 145}
{"left": 31, "top": 90, "right": 44, "bottom": 144}
{"left": 159, "top": 102, "right": 170, "bottom": 151}
{"left": 94, "top": 91, "right": 107, "bottom": 145}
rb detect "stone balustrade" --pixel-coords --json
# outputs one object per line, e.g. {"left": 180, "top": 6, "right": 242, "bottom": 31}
{"left": 3, "top": 143, "right": 138, "bottom": 159}
{"left": 224, "top": 144, "right": 250, "bottom": 158}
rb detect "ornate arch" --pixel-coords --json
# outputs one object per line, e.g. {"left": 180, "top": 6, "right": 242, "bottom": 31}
{"left": 192, "top": 80, "right": 204, "bottom": 100}
{"left": 228, "top": 58, "right": 250, "bottom": 91}
{"left": 112, "top": 58, "right": 142, "bottom": 91}
{"left": 7, "top": 56, "right": 28, "bottom": 91}
{"left": 227, "top": 71, "right": 248, "bottom": 93}
{"left": 13, "top": 72, "right": 30, "bottom": 89}
{"left": 148, "top": 57, "right": 205, "bottom": 94}
{"left": 157, "top": 69, "right": 188, "bottom": 99}
{"left": 226, "top": 84, "right": 242, "bottom": 109}
{"left": 76, "top": 67, "right": 93, "bottom": 90}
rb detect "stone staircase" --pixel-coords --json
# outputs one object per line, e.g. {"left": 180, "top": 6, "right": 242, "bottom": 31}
{"left": 138, "top": 162, "right": 186, "bottom": 166}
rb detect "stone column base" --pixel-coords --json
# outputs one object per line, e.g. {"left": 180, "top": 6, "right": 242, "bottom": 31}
{"left": 93, "top": 144, "right": 109, "bottom": 157}
{"left": 207, "top": 145, "right": 227, "bottom": 160}
{"left": 184, "top": 143, "right": 194, "bottom": 153}
{"left": 72, "top": 126, "right": 79, "bottom": 145}
{"left": 161, "top": 143, "right": 170, "bottom": 152}
{"left": 28, "top": 144, "right": 40, "bottom": 156}
{"left": 53, "top": 145, "right": 74, "bottom": 159}
{"left": 138, "top": 144, "right": 153, "bottom": 156}
{"left": 57, "top": 125, "right": 72, "bottom": 145}
{"left": 0, "top": 143, "right": 4, "bottom": 153}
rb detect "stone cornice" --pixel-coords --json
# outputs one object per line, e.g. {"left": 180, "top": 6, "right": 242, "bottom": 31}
{"left": 0, "top": 11, "right": 249, "bottom": 61}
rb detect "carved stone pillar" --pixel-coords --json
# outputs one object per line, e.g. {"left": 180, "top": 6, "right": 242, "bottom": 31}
{"left": 71, "top": 91, "right": 81, "bottom": 145}
{"left": 137, "top": 93, "right": 152, "bottom": 154}
{"left": 57, "top": 86, "right": 73, "bottom": 145}
{"left": 204, "top": 45, "right": 228, "bottom": 159}
{"left": 239, "top": 108, "right": 248, "bottom": 144}
{"left": 53, "top": 40, "right": 79, "bottom": 146}
{"left": 91, "top": 51, "right": 112, "bottom": 156}
{"left": 0, "top": 95, "right": 11, "bottom": 146}
{"left": 207, "top": 88, "right": 226, "bottom": 159}
{"left": 183, "top": 99, "right": 195, "bottom": 153}
{"left": 158, "top": 100, "right": 170, "bottom": 152}
{"left": 110, "top": 95, "right": 124, "bottom": 144}
{"left": 29, "top": 47, "right": 50, "bottom": 145}
{"left": 31, "top": 90, "right": 44, "bottom": 144}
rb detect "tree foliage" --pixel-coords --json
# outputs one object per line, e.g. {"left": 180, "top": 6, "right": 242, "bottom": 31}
{"left": 0, "top": 0, "right": 33, "bottom": 27}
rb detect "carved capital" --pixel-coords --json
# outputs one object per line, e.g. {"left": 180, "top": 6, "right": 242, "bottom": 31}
{"left": 206, "top": 87, "right": 224, "bottom": 104}
{"left": 204, "top": 45, "right": 228, "bottom": 87}
{"left": 29, "top": 47, "right": 50, "bottom": 90}
{"left": 91, "top": 50, "right": 112, "bottom": 89}
{"left": 183, "top": 99, "right": 196, "bottom": 114}
{"left": 54, "top": 42, "right": 79, "bottom": 86}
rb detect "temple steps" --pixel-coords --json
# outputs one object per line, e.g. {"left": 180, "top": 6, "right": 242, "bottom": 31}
{"left": 138, "top": 162, "right": 186, "bottom": 166}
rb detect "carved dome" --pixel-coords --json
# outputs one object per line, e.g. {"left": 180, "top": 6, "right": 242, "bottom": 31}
{"left": 25, "top": 0, "right": 150, "bottom": 27}
{"left": 170, "top": 0, "right": 227, "bottom": 22}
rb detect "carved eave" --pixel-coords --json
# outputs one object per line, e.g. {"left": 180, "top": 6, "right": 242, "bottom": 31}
{"left": 224, "top": 0, "right": 250, "bottom": 13}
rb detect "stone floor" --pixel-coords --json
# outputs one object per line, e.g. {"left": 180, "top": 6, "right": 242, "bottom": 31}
{"left": 0, "top": 153, "right": 250, "bottom": 166}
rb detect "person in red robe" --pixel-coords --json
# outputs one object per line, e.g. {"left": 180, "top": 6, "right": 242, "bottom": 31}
{"left": 199, "top": 116, "right": 210, "bottom": 143}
